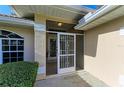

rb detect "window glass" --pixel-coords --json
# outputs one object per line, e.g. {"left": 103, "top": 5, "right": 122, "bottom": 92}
{"left": 18, "top": 40, "right": 24, "bottom": 45}
{"left": 18, "top": 46, "right": 24, "bottom": 51}
{"left": 0, "top": 30, "right": 24, "bottom": 39}
{"left": 50, "top": 39, "right": 56, "bottom": 57}
{"left": 0, "top": 35, "right": 7, "bottom": 38}
{"left": 18, "top": 58, "right": 23, "bottom": 61}
{"left": 18, "top": 52, "right": 23, "bottom": 57}
{"left": 8, "top": 33, "right": 22, "bottom": 38}
{"left": 2, "top": 40, "right": 9, "bottom": 45}
{"left": 3, "top": 58, "right": 9, "bottom": 64}
{"left": 10, "top": 46, "right": 17, "bottom": 51}
{"left": 3, "top": 52, "right": 9, "bottom": 58}
{"left": 2, "top": 46, "right": 9, "bottom": 51}
{"left": 10, "top": 52, "right": 17, "bottom": 57}
{"left": 1, "top": 30, "right": 11, "bottom": 36}
{"left": 11, "top": 58, "right": 17, "bottom": 62}
{"left": 1, "top": 30, "right": 24, "bottom": 64}
{"left": 10, "top": 40, "right": 17, "bottom": 45}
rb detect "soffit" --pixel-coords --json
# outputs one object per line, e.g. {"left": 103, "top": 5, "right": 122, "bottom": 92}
{"left": 12, "top": 5, "right": 93, "bottom": 23}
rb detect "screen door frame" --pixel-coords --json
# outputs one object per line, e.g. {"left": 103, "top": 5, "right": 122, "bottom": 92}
{"left": 57, "top": 32, "right": 76, "bottom": 74}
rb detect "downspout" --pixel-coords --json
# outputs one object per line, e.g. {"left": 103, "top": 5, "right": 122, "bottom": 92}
{"left": 74, "top": 5, "right": 120, "bottom": 30}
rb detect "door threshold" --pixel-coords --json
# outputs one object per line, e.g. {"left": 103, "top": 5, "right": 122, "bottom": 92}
{"left": 46, "top": 71, "right": 76, "bottom": 79}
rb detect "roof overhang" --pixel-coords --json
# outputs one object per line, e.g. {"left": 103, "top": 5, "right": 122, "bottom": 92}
{"left": 12, "top": 5, "right": 94, "bottom": 23}
{"left": 0, "top": 15, "right": 34, "bottom": 27}
{"left": 75, "top": 5, "right": 124, "bottom": 30}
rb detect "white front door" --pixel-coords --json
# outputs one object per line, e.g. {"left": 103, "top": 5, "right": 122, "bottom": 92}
{"left": 57, "top": 33, "right": 76, "bottom": 74}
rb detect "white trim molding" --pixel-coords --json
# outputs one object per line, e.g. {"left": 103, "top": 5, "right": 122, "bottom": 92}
{"left": 120, "top": 27, "right": 124, "bottom": 35}
{"left": 75, "top": 5, "right": 120, "bottom": 30}
{"left": 0, "top": 15, "right": 34, "bottom": 27}
{"left": 0, "top": 39, "right": 2, "bottom": 64}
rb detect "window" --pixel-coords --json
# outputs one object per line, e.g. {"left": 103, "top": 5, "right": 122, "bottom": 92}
{"left": 0, "top": 30, "right": 24, "bottom": 64}
{"left": 50, "top": 39, "right": 56, "bottom": 57}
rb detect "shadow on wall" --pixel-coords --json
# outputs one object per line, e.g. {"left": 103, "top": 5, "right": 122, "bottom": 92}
{"left": 76, "top": 35, "right": 84, "bottom": 69}
{"left": 84, "top": 16, "right": 124, "bottom": 57}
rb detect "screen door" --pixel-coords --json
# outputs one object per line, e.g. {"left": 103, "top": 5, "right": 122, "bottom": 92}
{"left": 57, "top": 33, "right": 76, "bottom": 74}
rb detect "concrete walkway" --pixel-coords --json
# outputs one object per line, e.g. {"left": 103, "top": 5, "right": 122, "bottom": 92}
{"left": 35, "top": 73, "right": 90, "bottom": 87}
{"left": 35, "top": 70, "right": 108, "bottom": 87}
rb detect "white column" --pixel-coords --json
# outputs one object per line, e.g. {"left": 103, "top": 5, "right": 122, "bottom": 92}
{"left": 34, "top": 14, "right": 46, "bottom": 80}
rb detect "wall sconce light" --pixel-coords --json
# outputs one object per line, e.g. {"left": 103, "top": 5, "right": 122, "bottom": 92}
{"left": 58, "top": 22, "right": 62, "bottom": 27}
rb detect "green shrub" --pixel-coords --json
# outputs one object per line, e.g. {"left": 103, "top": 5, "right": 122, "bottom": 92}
{"left": 0, "top": 62, "right": 38, "bottom": 87}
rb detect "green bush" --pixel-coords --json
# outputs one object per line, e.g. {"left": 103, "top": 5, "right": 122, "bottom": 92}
{"left": 0, "top": 62, "right": 38, "bottom": 87}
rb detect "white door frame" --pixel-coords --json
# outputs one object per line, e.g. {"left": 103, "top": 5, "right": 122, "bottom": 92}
{"left": 57, "top": 32, "right": 76, "bottom": 74}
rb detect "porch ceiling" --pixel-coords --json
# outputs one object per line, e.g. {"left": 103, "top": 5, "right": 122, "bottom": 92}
{"left": 12, "top": 5, "right": 94, "bottom": 23}
{"left": 46, "top": 20, "right": 75, "bottom": 31}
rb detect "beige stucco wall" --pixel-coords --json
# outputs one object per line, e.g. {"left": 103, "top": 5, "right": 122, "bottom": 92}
{"left": 0, "top": 24, "right": 34, "bottom": 62}
{"left": 84, "top": 16, "right": 124, "bottom": 86}
{"left": 34, "top": 14, "right": 46, "bottom": 80}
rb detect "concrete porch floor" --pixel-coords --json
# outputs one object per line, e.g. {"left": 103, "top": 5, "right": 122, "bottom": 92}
{"left": 35, "top": 70, "right": 108, "bottom": 87}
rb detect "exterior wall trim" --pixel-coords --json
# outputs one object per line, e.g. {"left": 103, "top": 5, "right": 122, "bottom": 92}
{"left": 46, "top": 31, "right": 84, "bottom": 35}
{"left": 0, "top": 16, "right": 34, "bottom": 27}
{"left": 75, "top": 5, "right": 119, "bottom": 30}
